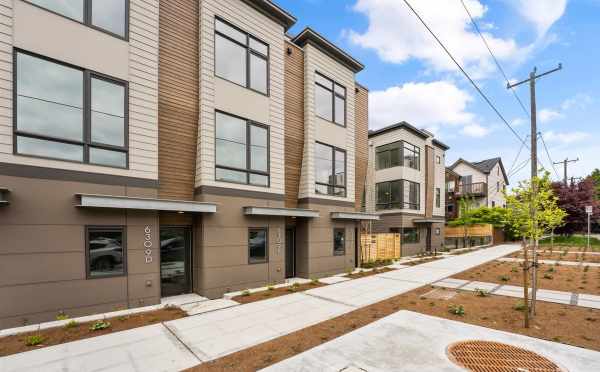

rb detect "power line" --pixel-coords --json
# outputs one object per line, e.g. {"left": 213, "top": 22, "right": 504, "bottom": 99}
{"left": 539, "top": 132, "right": 560, "bottom": 179}
{"left": 459, "top": 0, "right": 530, "bottom": 118}
{"left": 508, "top": 134, "right": 529, "bottom": 175}
{"left": 401, "top": 0, "right": 528, "bottom": 149}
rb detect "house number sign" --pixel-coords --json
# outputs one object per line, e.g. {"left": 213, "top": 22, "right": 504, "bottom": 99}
{"left": 144, "top": 225, "right": 153, "bottom": 264}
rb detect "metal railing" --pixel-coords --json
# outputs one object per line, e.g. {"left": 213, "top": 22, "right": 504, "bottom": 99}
{"left": 456, "top": 182, "right": 487, "bottom": 197}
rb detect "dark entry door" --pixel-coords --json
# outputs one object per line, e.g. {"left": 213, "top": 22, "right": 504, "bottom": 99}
{"left": 426, "top": 225, "right": 432, "bottom": 253}
{"left": 160, "top": 227, "right": 191, "bottom": 297}
{"left": 285, "top": 227, "right": 295, "bottom": 278}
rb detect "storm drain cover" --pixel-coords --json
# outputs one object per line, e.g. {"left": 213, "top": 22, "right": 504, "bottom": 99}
{"left": 447, "top": 340, "right": 565, "bottom": 372}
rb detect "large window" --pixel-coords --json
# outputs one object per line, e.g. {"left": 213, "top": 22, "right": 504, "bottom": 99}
{"left": 27, "top": 0, "right": 127, "bottom": 38}
{"left": 402, "top": 228, "right": 420, "bottom": 244}
{"left": 376, "top": 141, "right": 420, "bottom": 171}
{"left": 215, "top": 18, "right": 269, "bottom": 95}
{"left": 376, "top": 180, "right": 420, "bottom": 210}
{"left": 315, "top": 72, "right": 346, "bottom": 126}
{"left": 15, "top": 51, "right": 128, "bottom": 168}
{"left": 248, "top": 228, "right": 268, "bottom": 264}
{"left": 333, "top": 228, "right": 345, "bottom": 256}
{"left": 315, "top": 142, "right": 346, "bottom": 197}
{"left": 215, "top": 111, "right": 269, "bottom": 187}
{"left": 87, "top": 226, "right": 126, "bottom": 278}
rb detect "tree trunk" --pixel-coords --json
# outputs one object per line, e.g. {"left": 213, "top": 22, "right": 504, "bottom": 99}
{"left": 522, "top": 237, "right": 530, "bottom": 328}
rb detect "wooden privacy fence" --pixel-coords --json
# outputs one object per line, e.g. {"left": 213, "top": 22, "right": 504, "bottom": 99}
{"left": 445, "top": 224, "right": 493, "bottom": 238}
{"left": 360, "top": 233, "right": 401, "bottom": 261}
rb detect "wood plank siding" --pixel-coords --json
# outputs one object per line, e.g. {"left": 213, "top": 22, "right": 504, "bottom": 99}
{"left": 158, "top": 0, "right": 199, "bottom": 200}
{"left": 425, "top": 145, "right": 435, "bottom": 217}
{"left": 355, "top": 84, "right": 369, "bottom": 211}
{"left": 284, "top": 41, "right": 305, "bottom": 208}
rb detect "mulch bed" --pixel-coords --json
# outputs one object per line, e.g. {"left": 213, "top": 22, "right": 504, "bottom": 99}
{"left": 232, "top": 282, "right": 325, "bottom": 304}
{"left": 510, "top": 250, "right": 600, "bottom": 263}
{"left": 406, "top": 256, "right": 443, "bottom": 266}
{"left": 186, "top": 286, "right": 600, "bottom": 372}
{"left": 452, "top": 260, "right": 600, "bottom": 295}
{"left": 0, "top": 307, "right": 187, "bottom": 357}
{"left": 345, "top": 267, "right": 394, "bottom": 279}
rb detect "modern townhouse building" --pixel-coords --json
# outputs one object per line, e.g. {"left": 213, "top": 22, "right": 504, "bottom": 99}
{"left": 364, "top": 122, "right": 449, "bottom": 255}
{"left": 0, "top": 0, "right": 375, "bottom": 329}
{"left": 447, "top": 157, "right": 509, "bottom": 217}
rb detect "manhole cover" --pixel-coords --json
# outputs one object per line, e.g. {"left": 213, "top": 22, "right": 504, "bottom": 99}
{"left": 447, "top": 340, "right": 565, "bottom": 372}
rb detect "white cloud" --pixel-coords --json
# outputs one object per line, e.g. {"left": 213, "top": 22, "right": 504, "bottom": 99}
{"left": 543, "top": 130, "right": 589, "bottom": 144}
{"left": 348, "top": 0, "right": 528, "bottom": 78}
{"left": 507, "top": 0, "right": 568, "bottom": 36}
{"left": 539, "top": 109, "right": 563, "bottom": 123}
{"left": 510, "top": 117, "right": 527, "bottom": 127}
{"left": 461, "top": 123, "right": 491, "bottom": 137}
{"left": 368, "top": 81, "right": 475, "bottom": 130}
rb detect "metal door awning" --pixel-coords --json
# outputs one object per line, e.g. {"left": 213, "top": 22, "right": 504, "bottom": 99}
{"left": 76, "top": 194, "right": 217, "bottom": 213}
{"left": 243, "top": 206, "right": 319, "bottom": 218}
{"left": 330, "top": 212, "right": 380, "bottom": 220}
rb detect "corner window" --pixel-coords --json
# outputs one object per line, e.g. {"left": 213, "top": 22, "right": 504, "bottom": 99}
{"left": 215, "top": 111, "right": 269, "bottom": 187}
{"left": 248, "top": 228, "right": 268, "bottom": 264}
{"left": 27, "top": 0, "right": 128, "bottom": 39}
{"left": 403, "top": 142, "right": 420, "bottom": 170}
{"left": 15, "top": 51, "right": 128, "bottom": 168}
{"left": 436, "top": 188, "right": 441, "bottom": 208}
{"left": 376, "top": 141, "right": 420, "bottom": 171}
{"left": 402, "top": 228, "right": 420, "bottom": 244}
{"left": 215, "top": 18, "right": 269, "bottom": 95}
{"left": 87, "top": 226, "right": 126, "bottom": 278}
{"left": 315, "top": 142, "right": 346, "bottom": 197}
{"left": 376, "top": 180, "right": 402, "bottom": 210}
{"left": 403, "top": 180, "right": 420, "bottom": 210}
{"left": 315, "top": 72, "right": 346, "bottom": 126}
{"left": 333, "top": 228, "right": 345, "bottom": 256}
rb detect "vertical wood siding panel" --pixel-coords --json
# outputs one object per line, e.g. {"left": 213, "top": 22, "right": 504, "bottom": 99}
{"left": 354, "top": 85, "right": 368, "bottom": 211}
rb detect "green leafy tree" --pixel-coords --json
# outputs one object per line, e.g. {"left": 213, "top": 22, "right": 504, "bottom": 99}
{"left": 448, "top": 196, "right": 477, "bottom": 247}
{"left": 590, "top": 168, "right": 600, "bottom": 200}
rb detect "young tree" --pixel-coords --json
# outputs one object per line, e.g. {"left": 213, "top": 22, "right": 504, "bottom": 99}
{"left": 448, "top": 196, "right": 477, "bottom": 247}
{"left": 552, "top": 178, "right": 599, "bottom": 235}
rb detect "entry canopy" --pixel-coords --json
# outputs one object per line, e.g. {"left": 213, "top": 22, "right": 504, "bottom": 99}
{"left": 330, "top": 212, "right": 380, "bottom": 221}
{"left": 0, "top": 187, "right": 9, "bottom": 206}
{"left": 76, "top": 194, "right": 217, "bottom": 213}
{"left": 243, "top": 206, "right": 319, "bottom": 218}
{"left": 413, "top": 218, "right": 444, "bottom": 224}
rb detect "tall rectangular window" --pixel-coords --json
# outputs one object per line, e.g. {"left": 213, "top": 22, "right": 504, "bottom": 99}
{"left": 248, "top": 228, "right": 268, "bottom": 264}
{"left": 404, "top": 180, "right": 420, "bottom": 210}
{"left": 376, "top": 180, "right": 402, "bottom": 210}
{"left": 375, "top": 141, "right": 420, "bottom": 171}
{"left": 15, "top": 51, "right": 128, "bottom": 168}
{"left": 315, "top": 72, "right": 346, "bottom": 126}
{"left": 315, "top": 142, "right": 346, "bottom": 197}
{"left": 333, "top": 228, "right": 345, "bottom": 256}
{"left": 215, "top": 111, "right": 269, "bottom": 186}
{"left": 403, "top": 142, "right": 420, "bottom": 170}
{"left": 87, "top": 226, "right": 126, "bottom": 278}
{"left": 215, "top": 18, "right": 269, "bottom": 95}
{"left": 436, "top": 188, "right": 441, "bottom": 208}
{"left": 27, "top": 0, "right": 127, "bottom": 38}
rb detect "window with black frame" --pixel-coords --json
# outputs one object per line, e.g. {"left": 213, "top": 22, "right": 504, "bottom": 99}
{"left": 15, "top": 51, "right": 128, "bottom": 168}
{"left": 87, "top": 226, "right": 125, "bottom": 278}
{"left": 214, "top": 18, "right": 268, "bottom": 94}
{"left": 375, "top": 141, "right": 401, "bottom": 170}
{"left": 27, "top": 0, "right": 127, "bottom": 38}
{"left": 436, "top": 188, "right": 441, "bottom": 208}
{"left": 333, "top": 228, "right": 345, "bottom": 256}
{"left": 315, "top": 72, "right": 346, "bottom": 126}
{"left": 403, "top": 180, "right": 420, "bottom": 210}
{"left": 403, "top": 142, "right": 420, "bottom": 170}
{"left": 315, "top": 142, "right": 346, "bottom": 197}
{"left": 376, "top": 180, "right": 402, "bottom": 210}
{"left": 248, "top": 228, "right": 268, "bottom": 263}
{"left": 402, "top": 228, "right": 420, "bottom": 244}
{"left": 215, "top": 111, "right": 269, "bottom": 186}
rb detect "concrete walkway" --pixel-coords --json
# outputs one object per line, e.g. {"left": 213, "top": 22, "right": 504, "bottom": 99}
{"left": 262, "top": 311, "right": 600, "bottom": 372}
{"left": 0, "top": 244, "right": 519, "bottom": 372}
{"left": 434, "top": 278, "right": 600, "bottom": 309}
{"left": 498, "top": 257, "right": 600, "bottom": 267}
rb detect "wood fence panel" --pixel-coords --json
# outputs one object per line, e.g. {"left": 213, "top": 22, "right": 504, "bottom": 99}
{"left": 360, "top": 233, "right": 401, "bottom": 261}
{"left": 445, "top": 224, "right": 493, "bottom": 238}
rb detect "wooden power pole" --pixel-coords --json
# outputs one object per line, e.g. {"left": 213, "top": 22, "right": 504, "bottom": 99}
{"left": 507, "top": 64, "right": 562, "bottom": 319}
{"left": 554, "top": 158, "right": 579, "bottom": 186}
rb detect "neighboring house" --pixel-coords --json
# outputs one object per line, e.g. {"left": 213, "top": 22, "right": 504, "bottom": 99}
{"left": 445, "top": 167, "right": 461, "bottom": 220}
{"left": 365, "top": 122, "right": 449, "bottom": 256}
{"left": 448, "top": 157, "right": 509, "bottom": 215}
{"left": 0, "top": 0, "right": 376, "bottom": 329}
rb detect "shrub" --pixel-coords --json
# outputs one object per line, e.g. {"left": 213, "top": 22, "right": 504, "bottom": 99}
{"left": 89, "top": 320, "right": 111, "bottom": 331}
{"left": 311, "top": 278, "right": 319, "bottom": 285}
{"left": 513, "top": 301, "right": 526, "bottom": 311}
{"left": 64, "top": 320, "right": 79, "bottom": 329}
{"left": 241, "top": 289, "right": 251, "bottom": 296}
{"left": 267, "top": 285, "right": 275, "bottom": 291}
{"left": 56, "top": 312, "right": 69, "bottom": 321}
{"left": 474, "top": 288, "right": 490, "bottom": 297}
{"left": 499, "top": 275, "right": 510, "bottom": 282}
{"left": 448, "top": 304, "right": 465, "bottom": 316}
{"left": 25, "top": 335, "right": 45, "bottom": 346}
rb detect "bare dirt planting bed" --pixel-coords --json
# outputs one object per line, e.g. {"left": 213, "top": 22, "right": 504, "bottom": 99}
{"left": 186, "top": 286, "right": 600, "bottom": 372}
{"left": 345, "top": 267, "right": 394, "bottom": 279}
{"left": 510, "top": 250, "right": 600, "bottom": 263}
{"left": 232, "top": 282, "right": 325, "bottom": 304}
{"left": 453, "top": 260, "right": 600, "bottom": 295}
{"left": 0, "top": 307, "right": 187, "bottom": 357}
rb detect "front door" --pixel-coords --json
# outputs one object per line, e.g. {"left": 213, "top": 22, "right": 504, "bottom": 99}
{"left": 285, "top": 227, "right": 296, "bottom": 278}
{"left": 160, "top": 227, "right": 191, "bottom": 297}
{"left": 426, "top": 225, "right": 432, "bottom": 253}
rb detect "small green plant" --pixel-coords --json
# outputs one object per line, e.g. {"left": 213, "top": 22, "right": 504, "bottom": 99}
{"left": 510, "top": 267, "right": 518, "bottom": 273}
{"left": 584, "top": 265, "right": 590, "bottom": 272}
{"left": 292, "top": 282, "right": 300, "bottom": 288}
{"left": 64, "top": 320, "right": 79, "bottom": 329}
{"left": 543, "top": 273, "right": 553, "bottom": 280}
{"left": 56, "top": 312, "right": 69, "bottom": 321}
{"left": 311, "top": 278, "right": 319, "bottom": 285}
{"left": 474, "top": 288, "right": 490, "bottom": 297}
{"left": 118, "top": 315, "right": 129, "bottom": 322}
{"left": 25, "top": 335, "right": 45, "bottom": 346}
{"left": 448, "top": 304, "right": 465, "bottom": 316}
{"left": 499, "top": 275, "right": 510, "bottom": 282}
{"left": 241, "top": 289, "right": 251, "bottom": 297}
{"left": 89, "top": 320, "right": 111, "bottom": 331}
{"left": 513, "top": 301, "right": 526, "bottom": 311}
{"left": 267, "top": 285, "right": 275, "bottom": 291}
{"left": 546, "top": 266, "right": 555, "bottom": 273}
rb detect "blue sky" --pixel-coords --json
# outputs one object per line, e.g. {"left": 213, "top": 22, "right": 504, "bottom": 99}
{"left": 278, "top": 0, "right": 599, "bottom": 185}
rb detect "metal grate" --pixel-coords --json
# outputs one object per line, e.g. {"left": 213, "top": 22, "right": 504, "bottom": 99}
{"left": 447, "top": 340, "right": 565, "bottom": 372}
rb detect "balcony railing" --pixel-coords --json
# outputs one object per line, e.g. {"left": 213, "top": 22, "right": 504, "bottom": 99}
{"left": 456, "top": 182, "right": 487, "bottom": 197}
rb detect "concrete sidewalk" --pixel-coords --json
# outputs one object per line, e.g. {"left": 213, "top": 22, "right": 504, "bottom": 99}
{"left": 0, "top": 244, "right": 520, "bottom": 372}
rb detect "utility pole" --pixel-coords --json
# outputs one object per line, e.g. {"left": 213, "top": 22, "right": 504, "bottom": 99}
{"left": 507, "top": 64, "right": 562, "bottom": 319}
{"left": 554, "top": 158, "right": 579, "bottom": 185}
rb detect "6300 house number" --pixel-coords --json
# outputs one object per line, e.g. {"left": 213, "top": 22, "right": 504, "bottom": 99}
{"left": 144, "top": 226, "right": 153, "bottom": 264}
